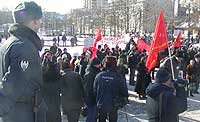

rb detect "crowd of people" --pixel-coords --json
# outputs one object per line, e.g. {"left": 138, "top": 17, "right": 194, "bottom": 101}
{"left": 0, "top": 1, "right": 200, "bottom": 122}
{"left": 39, "top": 32, "right": 199, "bottom": 121}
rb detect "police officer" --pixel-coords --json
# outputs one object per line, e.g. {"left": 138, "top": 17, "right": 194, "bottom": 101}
{"left": 0, "top": 1, "right": 46, "bottom": 122}
{"left": 94, "top": 56, "right": 129, "bottom": 122}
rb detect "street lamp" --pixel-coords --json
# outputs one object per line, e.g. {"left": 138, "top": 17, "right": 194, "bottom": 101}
{"left": 186, "top": 2, "right": 193, "bottom": 42}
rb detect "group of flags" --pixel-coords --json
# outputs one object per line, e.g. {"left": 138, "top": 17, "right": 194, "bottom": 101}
{"left": 90, "top": 10, "right": 182, "bottom": 72}
{"left": 145, "top": 10, "right": 182, "bottom": 72}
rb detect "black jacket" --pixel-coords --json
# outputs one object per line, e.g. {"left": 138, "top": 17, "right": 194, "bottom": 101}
{"left": 61, "top": 68, "right": 84, "bottom": 111}
{"left": 94, "top": 68, "right": 129, "bottom": 112}
{"left": 0, "top": 23, "right": 43, "bottom": 115}
{"left": 83, "top": 65, "right": 101, "bottom": 105}
{"left": 146, "top": 83, "right": 178, "bottom": 122}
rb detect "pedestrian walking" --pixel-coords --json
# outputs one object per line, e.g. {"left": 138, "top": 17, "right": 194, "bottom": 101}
{"left": 83, "top": 57, "right": 102, "bottom": 122}
{"left": 62, "top": 34, "right": 67, "bottom": 47}
{"left": 94, "top": 56, "right": 129, "bottom": 122}
{"left": 42, "top": 51, "right": 62, "bottom": 122}
{"left": 186, "top": 60, "right": 197, "bottom": 97}
{"left": 0, "top": 1, "right": 46, "bottom": 122}
{"left": 135, "top": 56, "right": 151, "bottom": 99}
{"left": 61, "top": 60, "right": 85, "bottom": 122}
{"left": 194, "top": 53, "right": 200, "bottom": 94}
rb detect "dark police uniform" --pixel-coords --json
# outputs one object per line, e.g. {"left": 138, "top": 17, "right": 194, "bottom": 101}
{"left": 0, "top": 23, "right": 46, "bottom": 122}
{"left": 94, "top": 68, "right": 128, "bottom": 122}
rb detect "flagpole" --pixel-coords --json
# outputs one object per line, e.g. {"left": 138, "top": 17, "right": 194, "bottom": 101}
{"left": 168, "top": 44, "right": 175, "bottom": 79}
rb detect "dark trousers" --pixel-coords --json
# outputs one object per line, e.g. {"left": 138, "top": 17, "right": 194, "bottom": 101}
{"left": 129, "top": 68, "right": 136, "bottom": 85}
{"left": 98, "top": 109, "right": 118, "bottom": 122}
{"left": 64, "top": 109, "right": 81, "bottom": 122}
{"left": 2, "top": 102, "right": 46, "bottom": 122}
{"left": 86, "top": 105, "right": 97, "bottom": 122}
{"left": 195, "top": 80, "right": 200, "bottom": 92}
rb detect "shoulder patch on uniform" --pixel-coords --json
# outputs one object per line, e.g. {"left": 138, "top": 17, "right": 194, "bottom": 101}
{"left": 20, "top": 60, "right": 29, "bottom": 71}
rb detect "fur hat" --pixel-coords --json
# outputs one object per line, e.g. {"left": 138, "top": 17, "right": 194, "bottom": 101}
{"left": 155, "top": 68, "right": 170, "bottom": 83}
{"left": 13, "top": 1, "right": 42, "bottom": 23}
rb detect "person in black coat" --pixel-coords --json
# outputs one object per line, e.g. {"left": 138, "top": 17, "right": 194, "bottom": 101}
{"left": 146, "top": 68, "right": 187, "bottom": 122}
{"left": 42, "top": 52, "right": 62, "bottom": 122}
{"left": 62, "top": 34, "right": 67, "bottom": 47}
{"left": 79, "top": 52, "right": 89, "bottom": 78}
{"left": 135, "top": 56, "right": 151, "bottom": 99}
{"left": 83, "top": 57, "right": 102, "bottom": 122}
{"left": 61, "top": 61, "right": 85, "bottom": 122}
{"left": 94, "top": 56, "right": 129, "bottom": 122}
{"left": 128, "top": 50, "right": 140, "bottom": 85}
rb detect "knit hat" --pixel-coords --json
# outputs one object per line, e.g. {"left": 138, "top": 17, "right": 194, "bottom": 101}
{"left": 90, "top": 57, "right": 101, "bottom": 66}
{"left": 13, "top": 1, "right": 42, "bottom": 23}
{"left": 155, "top": 68, "right": 170, "bottom": 83}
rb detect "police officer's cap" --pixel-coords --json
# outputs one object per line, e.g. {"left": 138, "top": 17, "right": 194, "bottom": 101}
{"left": 155, "top": 68, "right": 170, "bottom": 83}
{"left": 13, "top": 1, "right": 42, "bottom": 23}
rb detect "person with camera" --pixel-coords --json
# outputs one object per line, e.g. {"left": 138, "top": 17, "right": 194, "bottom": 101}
{"left": 93, "top": 56, "right": 129, "bottom": 122}
{"left": 146, "top": 68, "right": 187, "bottom": 122}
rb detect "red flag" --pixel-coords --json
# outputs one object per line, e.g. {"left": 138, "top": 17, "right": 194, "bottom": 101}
{"left": 151, "top": 10, "right": 169, "bottom": 52}
{"left": 173, "top": 32, "right": 181, "bottom": 48}
{"left": 90, "top": 26, "right": 102, "bottom": 59}
{"left": 137, "top": 38, "right": 151, "bottom": 52}
{"left": 146, "top": 10, "right": 168, "bottom": 72}
{"left": 93, "top": 26, "right": 102, "bottom": 48}
{"left": 90, "top": 47, "right": 97, "bottom": 59}
{"left": 146, "top": 51, "right": 158, "bottom": 72}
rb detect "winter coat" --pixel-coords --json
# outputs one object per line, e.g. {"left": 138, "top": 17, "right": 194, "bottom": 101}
{"left": 42, "top": 61, "right": 61, "bottom": 122}
{"left": 186, "top": 64, "right": 197, "bottom": 83}
{"left": 135, "top": 61, "right": 151, "bottom": 95}
{"left": 0, "top": 23, "right": 46, "bottom": 122}
{"left": 83, "top": 65, "right": 101, "bottom": 105}
{"left": 61, "top": 68, "right": 84, "bottom": 112}
{"left": 79, "top": 57, "right": 89, "bottom": 78}
{"left": 146, "top": 83, "right": 182, "bottom": 122}
{"left": 94, "top": 68, "right": 129, "bottom": 112}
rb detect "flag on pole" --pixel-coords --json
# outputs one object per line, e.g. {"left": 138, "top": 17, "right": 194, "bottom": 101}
{"left": 146, "top": 51, "right": 158, "bottom": 72}
{"left": 93, "top": 26, "right": 102, "bottom": 48}
{"left": 146, "top": 10, "right": 169, "bottom": 72}
{"left": 91, "top": 26, "right": 102, "bottom": 59}
{"left": 173, "top": 32, "right": 181, "bottom": 48}
{"left": 151, "top": 10, "right": 169, "bottom": 52}
{"left": 137, "top": 38, "right": 151, "bottom": 52}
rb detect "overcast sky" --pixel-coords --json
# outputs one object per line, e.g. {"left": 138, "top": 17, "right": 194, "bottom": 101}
{"left": 0, "top": 0, "right": 83, "bottom": 14}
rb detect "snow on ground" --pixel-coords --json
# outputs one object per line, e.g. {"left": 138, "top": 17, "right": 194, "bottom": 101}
{"left": 1, "top": 38, "right": 200, "bottom": 122}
